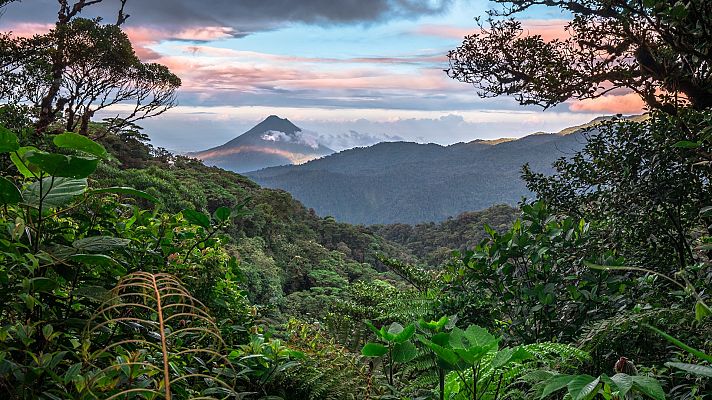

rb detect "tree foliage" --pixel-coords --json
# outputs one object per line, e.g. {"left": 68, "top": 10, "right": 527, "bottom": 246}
{"left": 523, "top": 111, "right": 712, "bottom": 274}
{"left": 448, "top": 0, "right": 712, "bottom": 112}
{"left": 0, "top": 2, "right": 180, "bottom": 135}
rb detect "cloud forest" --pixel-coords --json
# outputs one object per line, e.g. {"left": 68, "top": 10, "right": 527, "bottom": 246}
{"left": 0, "top": 0, "right": 710, "bottom": 399}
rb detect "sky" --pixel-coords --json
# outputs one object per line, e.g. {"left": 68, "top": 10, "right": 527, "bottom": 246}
{"left": 0, "top": 0, "right": 645, "bottom": 152}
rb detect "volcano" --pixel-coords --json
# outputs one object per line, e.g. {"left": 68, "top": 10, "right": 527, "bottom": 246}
{"left": 189, "top": 115, "right": 334, "bottom": 173}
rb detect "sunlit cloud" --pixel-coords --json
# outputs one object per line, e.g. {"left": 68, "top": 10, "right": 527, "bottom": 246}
{"left": 569, "top": 93, "right": 645, "bottom": 114}
{"left": 4, "top": 22, "right": 53, "bottom": 37}
{"left": 180, "top": 45, "right": 446, "bottom": 65}
{"left": 108, "top": 105, "right": 602, "bottom": 152}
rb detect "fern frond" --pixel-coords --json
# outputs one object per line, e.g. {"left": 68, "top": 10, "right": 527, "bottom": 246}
{"left": 378, "top": 290, "right": 437, "bottom": 322}
{"left": 577, "top": 307, "right": 683, "bottom": 351}
{"left": 83, "top": 272, "right": 237, "bottom": 399}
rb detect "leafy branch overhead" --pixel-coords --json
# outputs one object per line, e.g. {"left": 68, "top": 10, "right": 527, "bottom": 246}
{"left": 448, "top": 0, "right": 712, "bottom": 113}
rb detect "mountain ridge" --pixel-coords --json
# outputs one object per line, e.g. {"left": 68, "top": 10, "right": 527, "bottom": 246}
{"left": 247, "top": 115, "right": 637, "bottom": 224}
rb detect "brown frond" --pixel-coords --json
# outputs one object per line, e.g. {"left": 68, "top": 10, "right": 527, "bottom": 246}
{"left": 83, "top": 272, "right": 238, "bottom": 399}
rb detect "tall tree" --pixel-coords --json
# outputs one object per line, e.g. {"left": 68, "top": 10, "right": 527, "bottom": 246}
{"left": 0, "top": 0, "right": 180, "bottom": 135}
{"left": 447, "top": 0, "right": 712, "bottom": 113}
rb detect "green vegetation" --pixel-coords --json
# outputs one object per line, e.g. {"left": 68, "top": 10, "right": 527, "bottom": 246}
{"left": 371, "top": 204, "right": 518, "bottom": 265}
{"left": 0, "top": 0, "right": 710, "bottom": 399}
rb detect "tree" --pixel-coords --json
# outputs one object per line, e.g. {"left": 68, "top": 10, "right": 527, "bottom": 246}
{"left": 523, "top": 111, "right": 712, "bottom": 274}
{"left": 0, "top": 0, "right": 180, "bottom": 135}
{"left": 447, "top": 0, "right": 712, "bottom": 113}
{"left": 440, "top": 201, "right": 628, "bottom": 344}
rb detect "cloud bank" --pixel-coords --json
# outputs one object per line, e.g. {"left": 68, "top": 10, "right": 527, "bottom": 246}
{"left": 1, "top": 0, "right": 455, "bottom": 32}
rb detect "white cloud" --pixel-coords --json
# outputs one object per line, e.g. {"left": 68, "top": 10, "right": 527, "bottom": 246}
{"left": 260, "top": 130, "right": 320, "bottom": 149}
{"left": 318, "top": 130, "right": 404, "bottom": 150}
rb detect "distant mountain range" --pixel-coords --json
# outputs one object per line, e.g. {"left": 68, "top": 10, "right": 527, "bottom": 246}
{"left": 189, "top": 115, "right": 333, "bottom": 173}
{"left": 246, "top": 116, "right": 631, "bottom": 225}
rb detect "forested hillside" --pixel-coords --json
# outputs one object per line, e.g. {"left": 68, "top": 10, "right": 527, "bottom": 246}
{"left": 248, "top": 122, "right": 598, "bottom": 224}
{"left": 0, "top": 0, "right": 711, "bottom": 399}
{"left": 93, "top": 128, "right": 417, "bottom": 309}
{"left": 371, "top": 204, "right": 518, "bottom": 265}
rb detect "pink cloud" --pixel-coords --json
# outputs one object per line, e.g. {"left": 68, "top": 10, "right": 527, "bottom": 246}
{"left": 124, "top": 26, "right": 238, "bottom": 61}
{"left": 520, "top": 20, "right": 570, "bottom": 41}
{"left": 4, "top": 22, "right": 54, "bottom": 37}
{"left": 3, "top": 22, "right": 237, "bottom": 61}
{"left": 153, "top": 51, "right": 458, "bottom": 95}
{"left": 285, "top": 70, "right": 453, "bottom": 91}
{"left": 415, "top": 25, "right": 472, "bottom": 39}
{"left": 569, "top": 92, "right": 645, "bottom": 114}
{"left": 415, "top": 19, "right": 570, "bottom": 42}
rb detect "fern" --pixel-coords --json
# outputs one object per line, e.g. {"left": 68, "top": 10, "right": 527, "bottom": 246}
{"left": 400, "top": 344, "right": 439, "bottom": 396}
{"left": 82, "top": 272, "right": 237, "bottom": 399}
{"left": 377, "top": 255, "right": 433, "bottom": 291}
{"left": 578, "top": 308, "right": 680, "bottom": 349}
{"left": 279, "top": 319, "right": 375, "bottom": 400}
{"left": 378, "top": 290, "right": 437, "bottom": 323}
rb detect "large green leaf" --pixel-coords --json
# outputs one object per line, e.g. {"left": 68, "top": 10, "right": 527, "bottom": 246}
{"left": 0, "top": 126, "right": 19, "bottom": 153}
{"left": 0, "top": 176, "right": 22, "bottom": 205}
{"left": 361, "top": 342, "right": 388, "bottom": 357}
{"left": 70, "top": 254, "right": 126, "bottom": 276}
{"left": 25, "top": 152, "right": 99, "bottom": 178}
{"left": 491, "top": 346, "right": 531, "bottom": 369}
{"left": 567, "top": 375, "right": 599, "bottom": 400}
{"left": 213, "top": 206, "right": 231, "bottom": 222}
{"left": 665, "top": 362, "right": 712, "bottom": 378}
{"left": 491, "top": 347, "right": 515, "bottom": 369}
{"left": 695, "top": 301, "right": 711, "bottom": 322}
{"left": 23, "top": 177, "right": 87, "bottom": 211}
{"left": 10, "top": 146, "right": 40, "bottom": 178}
{"left": 72, "top": 236, "right": 130, "bottom": 252}
{"left": 28, "top": 277, "right": 59, "bottom": 293}
{"left": 182, "top": 209, "right": 210, "bottom": 228}
{"left": 393, "top": 324, "right": 415, "bottom": 343}
{"left": 673, "top": 140, "right": 700, "bottom": 149}
{"left": 421, "top": 338, "right": 458, "bottom": 367}
{"left": 53, "top": 132, "right": 107, "bottom": 159}
{"left": 418, "top": 316, "right": 449, "bottom": 331}
{"left": 392, "top": 341, "right": 417, "bottom": 363}
{"left": 608, "top": 373, "right": 633, "bottom": 398}
{"left": 87, "top": 187, "right": 159, "bottom": 203}
{"left": 448, "top": 325, "right": 499, "bottom": 364}
{"left": 449, "top": 325, "right": 498, "bottom": 353}
{"left": 387, "top": 322, "right": 404, "bottom": 335}
{"left": 431, "top": 332, "right": 450, "bottom": 347}
{"left": 539, "top": 374, "right": 575, "bottom": 399}
{"left": 631, "top": 376, "right": 666, "bottom": 400}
